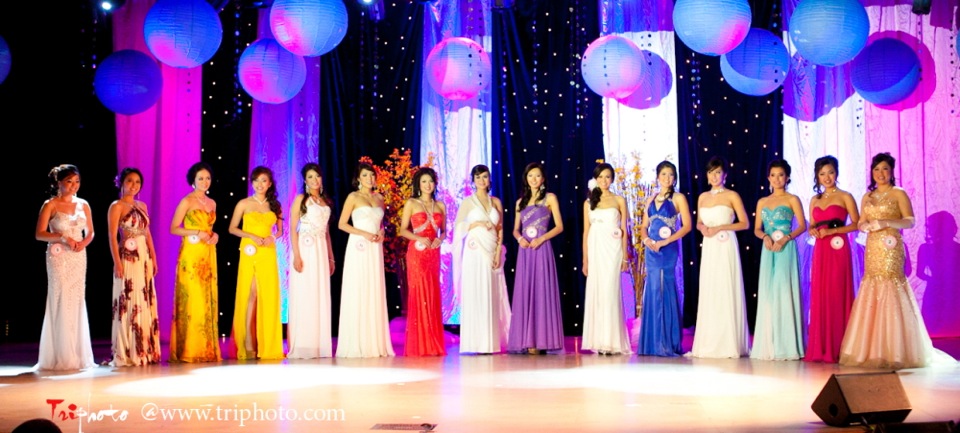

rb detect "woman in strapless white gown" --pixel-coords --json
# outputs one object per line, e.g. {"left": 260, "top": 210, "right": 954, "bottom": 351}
{"left": 454, "top": 164, "right": 511, "bottom": 354}
{"left": 688, "top": 157, "right": 751, "bottom": 359}
{"left": 336, "top": 163, "right": 395, "bottom": 358}
{"left": 581, "top": 163, "right": 632, "bottom": 355}
{"left": 34, "top": 164, "right": 97, "bottom": 371}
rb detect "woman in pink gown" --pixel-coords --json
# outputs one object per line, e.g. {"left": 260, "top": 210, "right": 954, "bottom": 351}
{"left": 804, "top": 156, "right": 858, "bottom": 363}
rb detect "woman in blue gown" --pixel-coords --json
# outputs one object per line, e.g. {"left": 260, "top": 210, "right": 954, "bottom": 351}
{"left": 638, "top": 161, "right": 692, "bottom": 356}
{"left": 750, "top": 159, "right": 806, "bottom": 360}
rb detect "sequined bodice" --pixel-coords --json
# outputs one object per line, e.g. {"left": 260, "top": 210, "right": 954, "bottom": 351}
{"left": 647, "top": 199, "right": 678, "bottom": 241}
{"left": 520, "top": 204, "right": 551, "bottom": 240}
{"left": 589, "top": 207, "right": 620, "bottom": 227}
{"left": 120, "top": 206, "right": 150, "bottom": 238}
{"left": 412, "top": 211, "right": 443, "bottom": 238}
{"left": 50, "top": 201, "right": 87, "bottom": 242}
{"left": 299, "top": 200, "right": 331, "bottom": 237}
{"left": 761, "top": 205, "right": 793, "bottom": 235}
{"left": 863, "top": 192, "right": 905, "bottom": 280}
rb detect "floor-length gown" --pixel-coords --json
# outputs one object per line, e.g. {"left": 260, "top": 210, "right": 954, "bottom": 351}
{"left": 404, "top": 209, "right": 447, "bottom": 356}
{"left": 804, "top": 205, "right": 854, "bottom": 363}
{"left": 582, "top": 207, "right": 631, "bottom": 354}
{"left": 337, "top": 206, "right": 395, "bottom": 358}
{"left": 169, "top": 209, "right": 221, "bottom": 363}
{"left": 507, "top": 202, "right": 564, "bottom": 353}
{"left": 688, "top": 206, "right": 749, "bottom": 358}
{"left": 231, "top": 211, "right": 284, "bottom": 360}
{"left": 638, "top": 200, "right": 682, "bottom": 357}
{"left": 37, "top": 200, "right": 96, "bottom": 371}
{"left": 750, "top": 205, "right": 803, "bottom": 361}
{"left": 459, "top": 197, "right": 510, "bottom": 354}
{"left": 839, "top": 193, "right": 937, "bottom": 369}
{"left": 110, "top": 206, "right": 161, "bottom": 366}
{"left": 287, "top": 201, "right": 333, "bottom": 359}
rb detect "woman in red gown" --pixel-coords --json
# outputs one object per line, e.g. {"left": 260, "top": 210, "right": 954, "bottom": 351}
{"left": 804, "top": 156, "right": 859, "bottom": 362}
{"left": 399, "top": 167, "right": 447, "bottom": 356}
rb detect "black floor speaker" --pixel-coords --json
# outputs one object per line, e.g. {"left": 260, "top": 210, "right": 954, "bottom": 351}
{"left": 876, "top": 421, "right": 957, "bottom": 433}
{"left": 811, "top": 372, "right": 912, "bottom": 427}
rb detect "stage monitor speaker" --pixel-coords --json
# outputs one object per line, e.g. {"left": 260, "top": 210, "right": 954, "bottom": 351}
{"left": 876, "top": 420, "right": 956, "bottom": 433}
{"left": 811, "top": 372, "right": 912, "bottom": 427}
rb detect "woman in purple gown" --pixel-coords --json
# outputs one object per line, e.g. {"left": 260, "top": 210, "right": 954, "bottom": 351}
{"left": 507, "top": 163, "right": 565, "bottom": 354}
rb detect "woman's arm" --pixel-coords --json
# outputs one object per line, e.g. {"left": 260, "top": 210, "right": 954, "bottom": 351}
{"left": 141, "top": 202, "right": 160, "bottom": 277}
{"left": 290, "top": 194, "right": 304, "bottom": 272}
{"left": 530, "top": 193, "right": 564, "bottom": 249}
{"left": 107, "top": 202, "right": 123, "bottom": 277}
{"left": 492, "top": 197, "right": 504, "bottom": 269}
{"left": 229, "top": 199, "right": 263, "bottom": 245}
{"left": 338, "top": 193, "right": 376, "bottom": 240}
{"left": 581, "top": 201, "right": 591, "bottom": 277}
{"left": 512, "top": 199, "right": 529, "bottom": 248}
{"left": 78, "top": 201, "right": 95, "bottom": 251}
{"left": 617, "top": 196, "right": 629, "bottom": 272}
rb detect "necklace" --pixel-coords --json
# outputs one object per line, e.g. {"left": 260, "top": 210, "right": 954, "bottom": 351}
{"left": 194, "top": 192, "right": 211, "bottom": 209}
{"left": 823, "top": 188, "right": 839, "bottom": 198}
{"left": 253, "top": 196, "right": 267, "bottom": 205}
{"left": 710, "top": 187, "right": 726, "bottom": 195}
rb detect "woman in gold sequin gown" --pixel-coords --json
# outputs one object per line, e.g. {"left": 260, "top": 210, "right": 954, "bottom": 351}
{"left": 839, "top": 153, "right": 936, "bottom": 369}
{"left": 169, "top": 163, "right": 221, "bottom": 363}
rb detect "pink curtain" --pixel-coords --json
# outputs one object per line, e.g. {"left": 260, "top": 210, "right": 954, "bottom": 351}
{"left": 113, "top": 0, "right": 203, "bottom": 344}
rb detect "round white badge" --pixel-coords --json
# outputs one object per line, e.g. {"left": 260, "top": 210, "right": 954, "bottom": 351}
{"left": 468, "top": 239, "right": 479, "bottom": 250}
{"left": 243, "top": 244, "right": 257, "bottom": 256}
{"left": 187, "top": 234, "right": 201, "bottom": 244}
{"left": 716, "top": 231, "right": 730, "bottom": 242}
{"left": 611, "top": 228, "right": 622, "bottom": 238}
{"left": 301, "top": 235, "right": 315, "bottom": 247}
{"left": 882, "top": 235, "right": 898, "bottom": 249}
{"left": 525, "top": 226, "right": 539, "bottom": 239}
{"left": 415, "top": 241, "right": 427, "bottom": 251}
{"left": 124, "top": 238, "right": 138, "bottom": 251}
{"left": 830, "top": 236, "right": 845, "bottom": 250}
{"left": 771, "top": 230, "right": 785, "bottom": 242}
{"left": 355, "top": 240, "right": 367, "bottom": 252}
{"left": 658, "top": 226, "right": 672, "bottom": 239}
{"left": 49, "top": 243, "right": 64, "bottom": 256}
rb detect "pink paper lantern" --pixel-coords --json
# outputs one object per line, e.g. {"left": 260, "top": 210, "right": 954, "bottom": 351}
{"left": 580, "top": 35, "right": 644, "bottom": 100}
{"left": 424, "top": 37, "right": 492, "bottom": 101}
{"left": 238, "top": 38, "right": 307, "bottom": 104}
{"left": 269, "top": 0, "right": 348, "bottom": 57}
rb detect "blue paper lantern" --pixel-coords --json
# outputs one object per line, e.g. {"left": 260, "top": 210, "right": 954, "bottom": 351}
{"left": 580, "top": 35, "right": 644, "bottom": 100}
{"left": 94, "top": 50, "right": 163, "bottom": 115}
{"left": 673, "top": 0, "right": 752, "bottom": 56}
{"left": 720, "top": 28, "right": 789, "bottom": 96}
{"left": 789, "top": 0, "right": 869, "bottom": 67}
{"left": 270, "top": 0, "right": 348, "bottom": 57}
{"left": 238, "top": 38, "right": 307, "bottom": 104}
{"left": 0, "top": 35, "right": 10, "bottom": 85}
{"left": 424, "top": 37, "right": 492, "bottom": 101}
{"left": 851, "top": 38, "right": 921, "bottom": 106}
{"left": 144, "top": 0, "right": 222, "bottom": 68}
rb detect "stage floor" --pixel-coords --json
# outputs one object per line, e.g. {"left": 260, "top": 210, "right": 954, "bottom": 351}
{"left": 2, "top": 330, "right": 958, "bottom": 433}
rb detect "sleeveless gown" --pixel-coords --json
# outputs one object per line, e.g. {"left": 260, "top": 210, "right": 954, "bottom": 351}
{"left": 459, "top": 197, "right": 511, "bottom": 354}
{"left": 804, "top": 204, "right": 854, "bottom": 363}
{"left": 287, "top": 200, "right": 333, "bottom": 359}
{"left": 750, "top": 205, "right": 803, "bottom": 361}
{"left": 839, "top": 192, "right": 938, "bottom": 369}
{"left": 582, "top": 207, "right": 631, "bottom": 354}
{"left": 37, "top": 200, "right": 96, "bottom": 370}
{"left": 688, "top": 206, "right": 749, "bottom": 358}
{"left": 231, "top": 211, "right": 284, "bottom": 360}
{"left": 110, "top": 205, "right": 161, "bottom": 366}
{"left": 337, "top": 206, "right": 395, "bottom": 358}
{"left": 638, "top": 199, "right": 682, "bottom": 357}
{"left": 404, "top": 208, "right": 447, "bottom": 356}
{"left": 169, "top": 209, "right": 221, "bottom": 362}
{"left": 507, "top": 202, "right": 564, "bottom": 353}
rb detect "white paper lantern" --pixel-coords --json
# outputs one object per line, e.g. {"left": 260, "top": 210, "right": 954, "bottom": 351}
{"left": 720, "top": 28, "right": 789, "bottom": 96}
{"left": 581, "top": 35, "right": 644, "bottom": 100}
{"left": 424, "top": 37, "right": 492, "bottom": 101}
{"left": 673, "top": 0, "right": 752, "bottom": 56}
{"left": 270, "top": 0, "right": 348, "bottom": 57}
{"left": 789, "top": 0, "right": 869, "bottom": 67}
{"left": 238, "top": 38, "right": 307, "bottom": 104}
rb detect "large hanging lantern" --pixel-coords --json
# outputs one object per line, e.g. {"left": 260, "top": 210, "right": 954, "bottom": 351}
{"left": 238, "top": 38, "right": 307, "bottom": 104}
{"left": 789, "top": 0, "right": 869, "bottom": 67}
{"left": 270, "top": 0, "right": 348, "bottom": 57}
{"left": 580, "top": 35, "right": 644, "bottom": 100}
{"left": 720, "top": 28, "right": 789, "bottom": 96}
{"left": 144, "top": 0, "right": 222, "bottom": 68}
{"left": 673, "top": 0, "right": 752, "bottom": 56}
{"left": 620, "top": 50, "right": 673, "bottom": 109}
{"left": 0, "top": 35, "right": 10, "bottom": 85}
{"left": 424, "top": 37, "right": 492, "bottom": 101}
{"left": 851, "top": 38, "right": 921, "bottom": 106}
{"left": 94, "top": 50, "right": 163, "bottom": 115}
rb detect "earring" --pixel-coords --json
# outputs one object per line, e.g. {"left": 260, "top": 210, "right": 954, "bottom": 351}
{"left": 539, "top": 185, "right": 545, "bottom": 192}
{"left": 319, "top": 186, "right": 324, "bottom": 195}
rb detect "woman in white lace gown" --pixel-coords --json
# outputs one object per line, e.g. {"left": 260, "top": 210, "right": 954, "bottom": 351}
{"left": 455, "top": 164, "right": 511, "bottom": 354}
{"left": 288, "top": 163, "right": 335, "bottom": 359}
{"left": 336, "top": 162, "right": 395, "bottom": 358}
{"left": 688, "top": 157, "right": 751, "bottom": 359}
{"left": 581, "top": 163, "right": 632, "bottom": 355}
{"left": 34, "top": 164, "right": 96, "bottom": 371}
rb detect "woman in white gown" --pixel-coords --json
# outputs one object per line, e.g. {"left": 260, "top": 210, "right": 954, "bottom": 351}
{"left": 688, "top": 156, "right": 751, "bottom": 359}
{"left": 34, "top": 164, "right": 96, "bottom": 371}
{"left": 287, "top": 163, "right": 335, "bottom": 359}
{"left": 455, "top": 164, "right": 511, "bottom": 354}
{"left": 581, "top": 163, "right": 632, "bottom": 355}
{"left": 336, "top": 162, "right": 395, "bottom": 358}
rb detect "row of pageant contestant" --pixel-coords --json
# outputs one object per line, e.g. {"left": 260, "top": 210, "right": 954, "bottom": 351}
{"left": 34, "top": 152, "right": 947, "bottom": 370}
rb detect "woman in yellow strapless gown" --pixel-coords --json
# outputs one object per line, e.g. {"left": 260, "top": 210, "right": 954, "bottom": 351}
{"left": 228, "top": 166, "right": 284, "bottom": 360}
{"left": 169, "top": 162, "right": 221, "bottom": 363}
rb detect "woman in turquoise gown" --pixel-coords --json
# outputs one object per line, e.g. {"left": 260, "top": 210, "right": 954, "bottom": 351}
{"left": 751, "top": 159, "right": 806, "bottom": 361}
{"left": 638, "top": 161, "right": 692, "bottom": 356}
